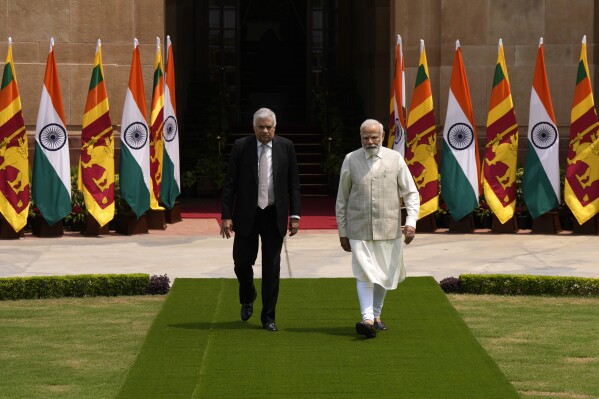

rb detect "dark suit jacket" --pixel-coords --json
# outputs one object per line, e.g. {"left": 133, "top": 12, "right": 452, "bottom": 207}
{"left": 222, "top": 135, "right": 301, "bottom": 237}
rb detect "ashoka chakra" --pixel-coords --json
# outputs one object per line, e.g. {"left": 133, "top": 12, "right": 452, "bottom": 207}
{"left": 531, "top": 122, "right": 557, "bottom": 149}
{"left": 447, "top": 123, "right": 474, "bottom": 150}
{"left": 394, "top": 121, "right": 404, "bottom": 145}
{"left": 39, "top": 123, "right": 67, "bottom": 151}
{"left": 123, "top": 122, "right": 148, "bottom": 149}
{"left": 164, "top": 116, "right": 178, "bottom": 142}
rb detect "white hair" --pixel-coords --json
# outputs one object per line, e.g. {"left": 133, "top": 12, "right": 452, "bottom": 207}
{"left": 253, "top": 108, "right": 277, "bottom": 127}
{"left": 360, "top": 119, "right": 384, "bottom": 135}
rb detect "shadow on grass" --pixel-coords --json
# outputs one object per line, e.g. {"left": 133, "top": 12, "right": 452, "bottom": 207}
{"left": 168, "top": 322, "right": 358, "bottom": 337}
{"left": 168, "top": 321, "right": 254, "bottom": 330}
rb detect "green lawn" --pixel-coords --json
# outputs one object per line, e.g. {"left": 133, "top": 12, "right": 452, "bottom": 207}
{"left": 1, "top": 279, "right": 598, "bottom": 399}
{"left": 0, "top": 295, "right": 164, "bottom": 399}
{"left": 117, "top": 277, "right": 517, "bottom": 398}
{"left": 449, "top": 294, "right": 599, "bottom": 399}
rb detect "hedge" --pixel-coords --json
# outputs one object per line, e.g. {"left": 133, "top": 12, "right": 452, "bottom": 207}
{"left": 440, "top": 274, "right": 599, "bottom": 297}
{"left": 0, "top": 274, "right": 170, "bottom": 300}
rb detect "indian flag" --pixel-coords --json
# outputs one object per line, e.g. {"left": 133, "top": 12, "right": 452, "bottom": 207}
{"left": 387, "top": 34, "right": 406, "bottom": 157}
{"left": 406, "top": 39, "right": 439, "bottom": 219}
{"left": 565, "top": 35, "right": 599, "bottom": 225}
{"left": 149, "top": 37, "right": 165, "bottom": 210}
{"left": 32, "top": 38, "right": 71, "bottom": 226}
{"left": 0, "top": 38, "right": 29, "bottom": 232}
{"left": 522, "top": 38, "right": 560, "bottom": 220}
{"left": 440, "top": 40, "right": 480, "bottom": 221}
{"left": 482, "top": 39, "right": 518, "bottom": 224}
{"left": 160, "top": 35, "right": 181, "bottom": 209}
{"left": 78, "top": 39, "right": 115, "bottom": 228}
{"left": 120, "top": 38, "right": 150, "bottom": 219}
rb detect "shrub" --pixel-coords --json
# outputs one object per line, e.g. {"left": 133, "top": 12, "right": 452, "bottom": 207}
{"left": 439, "top": 276, "right": 462, "bottom": 294}
{"left": 148, "top": 274, "right": 171, "bottom": 295}
{"left": 446, "top": 274, "right": 599, "bottom": 297}
{"left": 0, "top": 274, "right": 170, "bottom": 300}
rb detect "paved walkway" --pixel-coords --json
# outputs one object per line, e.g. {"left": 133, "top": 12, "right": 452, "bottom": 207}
{"left": 1, "top": 218, "right": 598, "bottom": 281}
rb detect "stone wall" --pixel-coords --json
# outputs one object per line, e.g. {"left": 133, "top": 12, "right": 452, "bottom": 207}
{"left": 389, "top": 0, "right": 598, "bottom": 165}
{"left": 0, "top": 0, "right": 164, "bottom": 166}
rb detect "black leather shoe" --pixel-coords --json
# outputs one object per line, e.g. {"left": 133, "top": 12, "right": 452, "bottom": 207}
{"left": 374, "top": 320, "right": 388, "bottom": 331}
{"left": 355, "top": 321, "right": 376, "bottom": 338}
{"left": 240, "top": 291, "right": 257, "bottom": 321}
{"left": 263, "top": 322, "right": 278, "bottom": 331}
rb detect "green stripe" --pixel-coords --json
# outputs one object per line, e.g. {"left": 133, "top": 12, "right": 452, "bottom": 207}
{"left": 153, "top": 64, "right": 163, "bottom": 88}
{"left": 414, "top": 64, "right": 428, "bottom": 86}
{"left": 160, "top": 151, "right": 180, "bottom": 209}
{"left": 576, "top": 60, "right": 587, "bottom": 85}
{"left": 522, "top": 141, "right": 559, "bottom": 219}
{"left": 88, "top": 65, "right": 103, "bottom": 91}
{"left": 440, "top": 141, "right": 478, "bottom": 221}
{"left": 492, "top": 63, "right": 505, "bottom": 87}
{"left": 1, "top": 63, "right": 14, "bottom": 89}
{"left": 31, "top": 142, "right": 71, "bottom": 225}
{"left": 119, "top": 145, "right": 150, "bottom": 218}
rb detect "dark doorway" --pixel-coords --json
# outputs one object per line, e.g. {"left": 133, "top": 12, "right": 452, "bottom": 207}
{"left": 239, "top": 0, "right": 307, "bottom": 126}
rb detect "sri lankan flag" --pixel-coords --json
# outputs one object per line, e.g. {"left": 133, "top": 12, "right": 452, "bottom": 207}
{"left": 388, "top": 34, "right": 406, "bottom": 156}
{"left": 565, "top": 35, "right": 599, "bottom": 225}
{"left": 0, "top": 38, "right": 29, "bottom": 232}
{"left": 482, "top": 39, "right": 518, "bottom": 224}
{"left": 149, "top": 37, "right": 165, "bottom": 210}
{"left": 78, "top": 39, "right": 114, "bottom": 228}
{"left": 160, "top": 35, "right": 181, "bottom": 209}
{"left": 406, "top": 39, "right": 438, "bottom": 219}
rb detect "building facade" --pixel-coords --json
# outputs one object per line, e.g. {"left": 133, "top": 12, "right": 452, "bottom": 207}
{"left": 1, "top": 0, "right": 598, "bottom": 168}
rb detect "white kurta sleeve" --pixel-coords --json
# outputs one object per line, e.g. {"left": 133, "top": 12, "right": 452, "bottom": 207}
{"left": 335, "top": 156, "right": 352, "bottom": 237}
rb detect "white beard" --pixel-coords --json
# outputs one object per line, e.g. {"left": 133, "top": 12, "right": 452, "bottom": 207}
{"left": 365, "top": 145, "right": 379, "bottom": 156}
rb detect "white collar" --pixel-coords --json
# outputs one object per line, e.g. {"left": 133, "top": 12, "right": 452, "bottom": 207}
{"left": 257, "top": 139, "right": 273, "bottom": 148}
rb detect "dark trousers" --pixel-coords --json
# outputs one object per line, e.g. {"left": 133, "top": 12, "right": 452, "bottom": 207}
{"left": 233, "top": 205, "right": 284, "bottom": 325}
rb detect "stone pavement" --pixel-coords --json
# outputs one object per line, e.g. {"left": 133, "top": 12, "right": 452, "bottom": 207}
{"left": 1, "top": 218, "right": 598, "bottom": 281}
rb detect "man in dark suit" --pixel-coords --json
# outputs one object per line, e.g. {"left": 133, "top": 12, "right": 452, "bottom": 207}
{"left": 221, "top": 107, "right": 301, "bottom": 332}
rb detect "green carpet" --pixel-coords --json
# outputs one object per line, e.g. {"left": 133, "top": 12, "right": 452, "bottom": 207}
{"left": 117, "top": 277, "right": 519, "bottom": 398}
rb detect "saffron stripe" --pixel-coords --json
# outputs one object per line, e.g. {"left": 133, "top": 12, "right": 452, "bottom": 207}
{"left": 0, "top": 97, "right": 22, "bottom": 125}
{"left": 83, "top": 98, "right": 110, "bottom": 128}
{"left": 487, "top": 96, "right": 515, "bottom": 126}
{"left": 83, "top": 82, "right": 108, "bottom": 114}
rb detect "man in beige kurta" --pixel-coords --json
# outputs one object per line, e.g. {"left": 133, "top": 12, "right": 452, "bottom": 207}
{"left": 336, "top": 119, "right": 420, "bottom": 338}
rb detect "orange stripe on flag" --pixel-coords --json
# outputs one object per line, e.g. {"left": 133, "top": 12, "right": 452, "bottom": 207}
{"left": 532, "top": 44, "right": 556, "bottom": 124}
{"left": 0, "top": 80, "right": 18, "bottom": 110}
{"left": 129, "top": 46, "right": 147, "bottom": 119}
{"left": 83, "top": 83, "right": 108, "bottom": 114}
{"left": 44, "top": 48, "right": 66, "bottom": 125}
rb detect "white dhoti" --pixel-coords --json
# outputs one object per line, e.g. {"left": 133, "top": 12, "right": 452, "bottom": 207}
{"left": 349, "top": 237, "right": 405, "bottom": 290}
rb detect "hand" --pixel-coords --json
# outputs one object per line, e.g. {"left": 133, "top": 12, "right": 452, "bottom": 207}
{"left": 403, "top": 225, "right": 416, "bottom": 244}
{"left": 339, "top": 237, "right": 351, "bottom": 252}
{"left": 221, "top": 219, "right": 233, "bottom": 239}
{"left": 288, "top": 217, "right": 300, "bottom": 236}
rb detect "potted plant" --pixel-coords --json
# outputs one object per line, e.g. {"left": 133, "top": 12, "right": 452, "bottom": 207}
{"left": 435, "top": 203, "right": 450, "bottom": 228}
{"left": 474, "top": 198, "right": 493, "bottom": 229}
{"left": 321, "top": 152, "right": 344, "bottom": 196}
{"left": 515, "top": 166, "right": 532, "bottom": 229}
{"left": 180, "top": 170, "right": 197, "bottom": 198}
{"left": 195, "top": 155, "right": 226, "bottom": 197}
{"left": 65, "top": 168, "right": 86, "bottom": 232}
